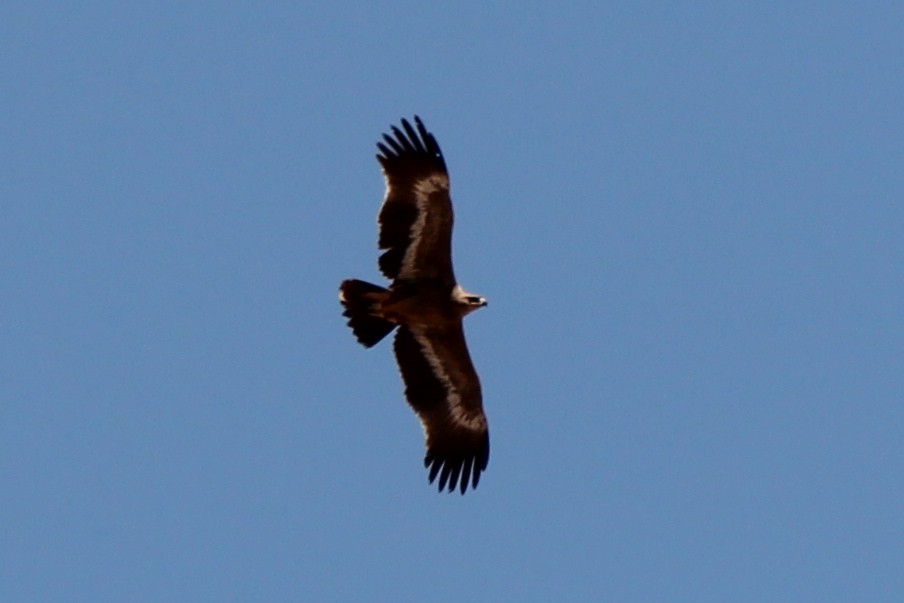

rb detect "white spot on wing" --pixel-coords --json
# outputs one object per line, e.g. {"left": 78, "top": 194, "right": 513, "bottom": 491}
{"left": 413, "top": 173, "right": 449, "bottom": 197}
{"left": 409, "top": 325, "right": 486, "bottom": 432}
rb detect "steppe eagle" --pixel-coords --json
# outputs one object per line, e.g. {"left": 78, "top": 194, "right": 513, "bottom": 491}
{"left": 339, "top": 116, "right": 489, "bottom": 494}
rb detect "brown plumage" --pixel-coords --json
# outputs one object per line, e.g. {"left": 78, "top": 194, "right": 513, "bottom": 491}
{"left": 339, "top": 117, "right": 489, "bottom": 494}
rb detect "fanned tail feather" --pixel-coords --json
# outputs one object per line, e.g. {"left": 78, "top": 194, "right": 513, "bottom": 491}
{"left": 339, "top": 279, "right": 396, "bottom": 347}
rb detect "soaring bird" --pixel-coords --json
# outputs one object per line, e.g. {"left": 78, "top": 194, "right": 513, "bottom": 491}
{"left": 339, "top": 116, "right": 489, "bottom": 494}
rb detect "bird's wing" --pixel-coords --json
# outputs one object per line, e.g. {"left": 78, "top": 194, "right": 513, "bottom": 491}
{"left": 393, "top": 323, "right": 489, "bottom": 493}
{"left": 376, "top": 117, "right": 455, "bottom": 287}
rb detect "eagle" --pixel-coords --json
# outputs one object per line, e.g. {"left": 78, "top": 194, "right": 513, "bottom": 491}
{"left": 339, "top": 116, "right": 490, "bottom": 494}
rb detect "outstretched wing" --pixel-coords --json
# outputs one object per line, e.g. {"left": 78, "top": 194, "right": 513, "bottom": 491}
{"left": 393, "top": 323, "right": 489, "bottom": 494}
{"left": 376, "top": 117, "right": 455, "bottom": 287}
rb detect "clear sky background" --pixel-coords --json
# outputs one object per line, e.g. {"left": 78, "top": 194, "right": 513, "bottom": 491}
{"left": 3, "top": 3, "right": 903, "bottom": 602}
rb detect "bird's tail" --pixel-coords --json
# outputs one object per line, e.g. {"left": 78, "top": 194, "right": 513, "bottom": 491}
{"left": 339, "top": 279, "right": 396, "bottom": 348}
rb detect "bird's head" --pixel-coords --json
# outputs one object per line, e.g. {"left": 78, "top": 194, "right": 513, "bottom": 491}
{"left": 452, "top": 285, "right": 488, "bottom": 316}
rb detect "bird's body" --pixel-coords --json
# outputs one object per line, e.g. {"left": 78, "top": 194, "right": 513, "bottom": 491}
{"left": 339, "top": 117, "right": 489, "bottom": 494}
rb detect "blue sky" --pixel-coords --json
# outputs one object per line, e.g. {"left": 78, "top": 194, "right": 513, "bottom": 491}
{"left": 3, "top": 2, "right": 903, "bottom": 601}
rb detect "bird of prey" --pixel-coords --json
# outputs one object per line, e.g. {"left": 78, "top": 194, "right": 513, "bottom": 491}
{"left": 339, "top": 116, "right": 489, "bottom": 494}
